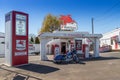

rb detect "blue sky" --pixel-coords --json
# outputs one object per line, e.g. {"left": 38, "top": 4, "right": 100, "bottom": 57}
{"left": 0, "top": 0, "right": 120, "bottom": 35}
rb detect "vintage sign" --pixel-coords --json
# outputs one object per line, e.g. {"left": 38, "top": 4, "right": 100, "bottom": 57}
{"left": 15, "top": 52, "right": 27, "bottom": 56}
{"left": 5, "top": 11, "right": 28, "bottom": 66}
{"left": 16, "top": 14, "right": 26, "bottom": 36}
{"left": 61, "top": 23, "right": 77, "bottom": 30}
{"left": 16, "top": 40, "right": 26, "bottom": 51}
{"left": 59, "top": 15, "right": 77, "bottom": 31}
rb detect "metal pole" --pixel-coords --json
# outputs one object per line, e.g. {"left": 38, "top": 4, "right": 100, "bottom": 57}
{"left": 92, "top": 18, "right": 94, "bottom": 34}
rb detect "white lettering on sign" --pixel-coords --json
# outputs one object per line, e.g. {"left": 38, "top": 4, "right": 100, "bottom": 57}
{"left": 16, "top": 14, "right": 26, "bottom": 20}
{"left": 16, "top": 40, "right": 26, "bottom": 50}
{"left": 15, "top": 52, "right": 27, "bottom": 56}
{"left": 61, "top": 22, "right": 77, "bottom": 30}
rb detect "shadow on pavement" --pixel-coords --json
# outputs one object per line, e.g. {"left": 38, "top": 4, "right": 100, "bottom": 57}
{"left": 52, "top": 60, "right": 86, "bottom": 65}
{"left": 81, "top": 57, "right": 120, "bottom": 62}
{"left": 16, "top": 63, "right": 60, "bottom": 74}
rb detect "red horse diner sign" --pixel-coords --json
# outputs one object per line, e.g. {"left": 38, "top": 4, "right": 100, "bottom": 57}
{"left": 60, "top": 15, "right": 77, "bottom": 31}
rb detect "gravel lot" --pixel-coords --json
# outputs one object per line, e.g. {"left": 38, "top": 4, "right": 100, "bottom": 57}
{"left": 0, "top": 52, "right": 120, "bottom": 80}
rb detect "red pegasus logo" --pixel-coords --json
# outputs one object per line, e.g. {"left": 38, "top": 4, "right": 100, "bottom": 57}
{"left": 59, "top": 15, "right": 75, "bottom": 25}
{"left": 18, "top": 40, "right": 24, "bottom": 46}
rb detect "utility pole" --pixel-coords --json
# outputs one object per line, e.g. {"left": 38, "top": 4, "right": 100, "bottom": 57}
{"left": 91, "top": 18, "right": 94, "bottom": 34}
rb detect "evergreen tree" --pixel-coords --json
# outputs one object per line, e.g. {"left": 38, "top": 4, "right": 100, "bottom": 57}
{"left": 30, "top": 37, "right": 34, "bottom": 44}
{"left": 35, "top": 37, "right": 40, "bottom": 44}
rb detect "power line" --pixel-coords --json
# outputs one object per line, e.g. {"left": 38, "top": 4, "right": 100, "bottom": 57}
{"left": 102, "top": 0, "right": 120, "bottom": 15}
{"left": 95, "top": 0, "right": 120, "bottom": 22}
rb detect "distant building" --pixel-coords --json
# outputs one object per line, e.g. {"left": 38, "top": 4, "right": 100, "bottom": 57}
{"left": 0, "top": 32, "right": 5, "bottom": 57}
{"left": 100, "top": 28, "right": 120, "bottom": 50}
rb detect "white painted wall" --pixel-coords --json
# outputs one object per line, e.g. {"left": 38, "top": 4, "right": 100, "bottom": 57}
{"left": 0, "top": 38, "right": 5, "bottom": 57}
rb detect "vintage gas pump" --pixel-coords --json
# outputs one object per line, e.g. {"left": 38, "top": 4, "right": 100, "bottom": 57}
{"left": 75, "top": 38, "right": 90, "bottom": 59}
{"left": 82, "top": 44, "right": 89, "bottom": 58}
{"left": 85, "top": 45, "right": 89, "bottom": 58}
{"left": 75, "top": 39, "right": 82, "bottom": 54}
{"left": 54, "top": 44, "right": 60, "bottom": 57}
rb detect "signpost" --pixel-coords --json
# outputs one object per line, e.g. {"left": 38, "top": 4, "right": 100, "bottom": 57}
{"left": 5, "top": 11, "right": 28, "bottom": 66}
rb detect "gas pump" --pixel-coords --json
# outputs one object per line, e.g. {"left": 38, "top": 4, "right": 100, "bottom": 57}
{"left": 54, "top": 44, "right": 60, "bottom": 58}
{"left": 85, "top": 45, "right": 89, "bottom": 58}
{"left": 75, "top": 39, "right": 82, "bottom": 54}
{"left": 75, "top": 39, "right": 87, "bottom": 59}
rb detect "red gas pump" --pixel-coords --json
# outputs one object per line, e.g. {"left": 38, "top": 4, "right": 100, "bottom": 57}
{"left": 83, "top": 44, "right": 90, "bottom": 59}
{"left": 82, "top": 44, "right": 87, "bottom": 59}
{"left": 75, "top": 40, "right": 82, "bottom": 53}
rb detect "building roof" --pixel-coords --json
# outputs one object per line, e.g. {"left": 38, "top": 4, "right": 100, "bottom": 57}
{"left": 39, "top": 31, "right": 102, "bottom": 39}
{"left": 103, "top": 28, "right": 120, "bottom": 36}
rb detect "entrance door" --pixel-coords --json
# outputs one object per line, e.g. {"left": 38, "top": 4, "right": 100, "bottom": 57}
{"left": 61, "top": 42, "right": 66, "bottom": 54}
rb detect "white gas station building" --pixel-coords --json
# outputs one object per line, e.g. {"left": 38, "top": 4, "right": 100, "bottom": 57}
{"left": 39, "top": 31, "right": 102, "bottom": 60}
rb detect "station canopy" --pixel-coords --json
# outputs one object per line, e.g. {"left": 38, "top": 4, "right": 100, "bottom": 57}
{"left": 39, "top": 31, "right": 102, "bottom": 39}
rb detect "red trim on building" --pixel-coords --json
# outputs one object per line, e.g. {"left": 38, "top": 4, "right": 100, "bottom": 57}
{"left": 111, "top": 35, "right": 118, "bottom": 40}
